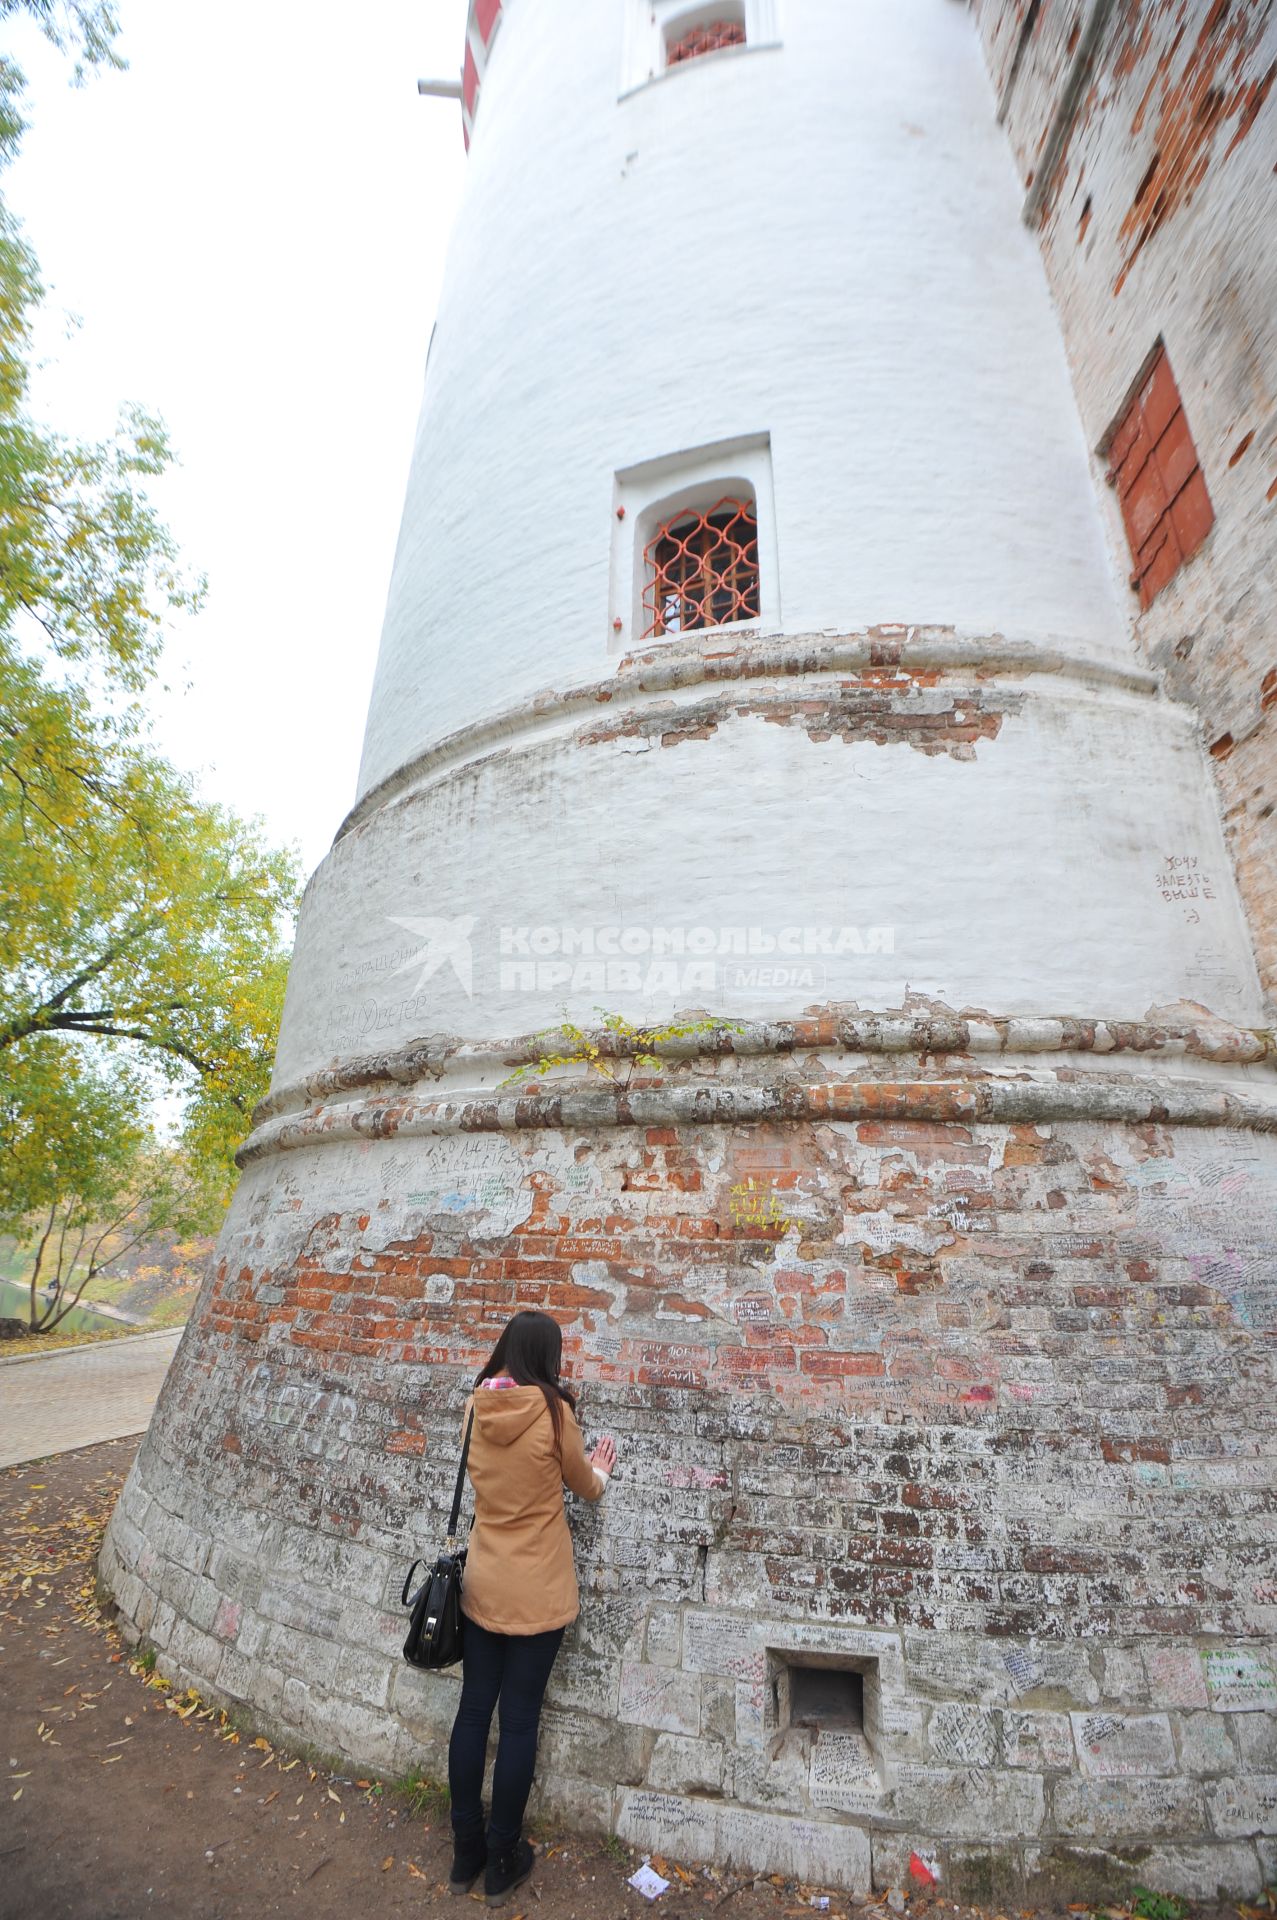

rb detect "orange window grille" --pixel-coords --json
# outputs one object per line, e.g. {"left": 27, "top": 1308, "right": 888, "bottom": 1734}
{"left": 1106, "top": 347, "right": 1214, "bottom": 609}
{"left": 642, "top": 498, "right": 760, "bottom": 639}
{"left": 666, "top": 18, "right": 746, "bottom": 65}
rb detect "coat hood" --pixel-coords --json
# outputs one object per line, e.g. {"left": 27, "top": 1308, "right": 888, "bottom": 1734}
{"left": 469, "top": 1385, "right": 549, "bottom": 1446}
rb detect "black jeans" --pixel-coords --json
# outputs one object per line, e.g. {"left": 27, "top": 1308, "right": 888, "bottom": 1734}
{"left": 447, "top": 1618, "right": 566, "bottom": 1850}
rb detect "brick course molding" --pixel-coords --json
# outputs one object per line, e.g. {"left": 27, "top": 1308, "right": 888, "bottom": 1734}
{"left": 337, "top": 628, "right": 1158, "bottom": 841}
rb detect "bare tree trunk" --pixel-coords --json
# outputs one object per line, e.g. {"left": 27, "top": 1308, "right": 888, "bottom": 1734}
{"left": 26, "top": 1205, "right": 57, "bottom": 1331}
{"left": 34, "top": 1205, "right": 78, "bottom": 1332}
{"left": 41, "top": 1206, "right": 148, "bottom": 1334}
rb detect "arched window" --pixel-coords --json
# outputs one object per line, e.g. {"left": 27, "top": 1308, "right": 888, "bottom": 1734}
{"left": 666, "top": 14, "right": 746, "bottom": 65}
{"left": 642, "top": 496, "right": 760, "bottom": 638}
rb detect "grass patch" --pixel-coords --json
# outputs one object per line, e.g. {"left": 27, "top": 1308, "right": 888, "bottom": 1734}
{"left": 0, "top": 1323, "right": 147, "bottom": 1359}
{"left": 1131, "top": 1891, "right": 1190, "bottom": 1920}
{"left": 145, "top": 1294, "right": 194, "bottom": 1329}
{"left": 135, "top": 1644, "right": 157, "bottom": 1674}
{"left": 393, "top": 1767, "right": 450, "bottom": 1820}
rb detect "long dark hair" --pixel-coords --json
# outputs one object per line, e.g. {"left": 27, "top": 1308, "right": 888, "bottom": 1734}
{"left": 475, "top": 1310, "right": 577, "bottom": 1449}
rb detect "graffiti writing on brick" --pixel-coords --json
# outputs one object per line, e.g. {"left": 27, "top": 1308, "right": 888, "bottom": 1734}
{"left": 1201, "top": 1648, "right": 1277, "bottom": 1713}
{"left": 729, "top": 1181, "right": 791, "bottom": 1233}
{"left": 930, "top": 1702, "right": 998, "bottom": 1768}
{"left": 1072, "top": 1712, "right": 1175, "bottom": 1778}
{"left": 683, "top": 1614, "right": 765, "bottom": 1681}
{"left": 242, "top": 1364, "right": 357, "bottom": 1463}
{"left": 1155, "top": 854, "right": 1217, "bottom": 906}
{"left": 809, "top": 1731, "right": 882, "bottom": 1811}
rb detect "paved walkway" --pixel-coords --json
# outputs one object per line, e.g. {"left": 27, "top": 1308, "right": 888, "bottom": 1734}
{"left": 0, "top": 1329, "right": 182, "bottom": 1469}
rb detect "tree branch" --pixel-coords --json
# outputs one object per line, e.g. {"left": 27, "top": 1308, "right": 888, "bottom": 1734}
{"left": 26, "top": 1204, "right": 57, "bottom": 1332}
{"left": 39, "top": 912, "right": 164, "bottom": 1016}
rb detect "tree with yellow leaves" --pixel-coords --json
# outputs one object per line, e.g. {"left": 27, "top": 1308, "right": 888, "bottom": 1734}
{"left": 0, "top": 2, "right": 300, "bottom": 1267}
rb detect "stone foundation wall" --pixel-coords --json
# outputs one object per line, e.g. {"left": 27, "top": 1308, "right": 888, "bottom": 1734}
{"left": 101, "top": 1051, "right": 1277, "bottom": 1898}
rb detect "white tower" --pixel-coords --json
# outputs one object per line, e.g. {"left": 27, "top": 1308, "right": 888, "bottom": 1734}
{"left": 104, "top": 2, "right": 1277, "bottom": 1898}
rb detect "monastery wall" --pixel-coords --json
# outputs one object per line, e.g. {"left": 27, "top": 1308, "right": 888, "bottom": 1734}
{"left": 971, "top": 0, "right": 1277, "bottom": 997}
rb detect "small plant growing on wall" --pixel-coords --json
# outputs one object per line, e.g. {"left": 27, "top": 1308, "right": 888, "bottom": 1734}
{"left": 501, "top": 1009, "right": 742, "bottom": 1088}
{"left": 1130, "top": 1890, "right": 1190, "bottom": 1920}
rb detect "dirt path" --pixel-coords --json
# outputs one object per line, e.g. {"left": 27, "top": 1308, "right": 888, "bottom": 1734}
{"left": 0, "top": 1442, "right": 1260, "bottom": 1920}
{"left": 0, "top": 1439, "right": 838, "bottom": 1919}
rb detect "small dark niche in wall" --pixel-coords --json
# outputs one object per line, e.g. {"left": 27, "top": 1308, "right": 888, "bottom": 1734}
{"left": 790, "top": 1665, "right": 863, "bottom": 1729}
{"left": 772, "top": 1652, "right": 874, "bottom": 1734}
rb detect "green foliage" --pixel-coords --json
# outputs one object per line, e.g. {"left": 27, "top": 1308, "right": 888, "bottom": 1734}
{"left": 134, "top": 1642, "right": 157, "bottom": 1673}
{"left": 0, "top": 1, "right": 301, "bottom": 1235}
{"left": 0, "top": 2, "right": 123, "bottom": 81}
{"left": 392, "top": 1767, "right": 450, "bottom": 1820}
{"left": 501, "top": 1009, "right": 744, "bottom": 1088}
{"left": 15, "top": 1135, "right": 213, "bottom": 1331}
{"left": 1130, "top": 1889, "right": 1190, "bottom": 1920}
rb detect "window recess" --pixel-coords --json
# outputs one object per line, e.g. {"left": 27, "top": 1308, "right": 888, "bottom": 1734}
{"left": 642, "top": 496, "right": 760, "bottom": 639}
{"left": 621, "top": 0, "right": 779, "bottom": 97}
{"left": 666, "top": 9, "right": 746, "bottom": 66}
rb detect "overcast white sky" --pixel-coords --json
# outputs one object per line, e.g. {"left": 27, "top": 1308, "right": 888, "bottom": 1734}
{"left": 8, "top": 0, "right": 471, "bottom": 875}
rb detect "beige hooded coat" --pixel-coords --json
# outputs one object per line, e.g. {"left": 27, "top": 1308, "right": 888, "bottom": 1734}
{"left": 459, "top": 1386, "right": 604, "bottom": 1635}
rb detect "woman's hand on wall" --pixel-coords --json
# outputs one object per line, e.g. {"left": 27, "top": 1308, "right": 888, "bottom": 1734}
{"left": 589, "top": 1435, "right": 618, "bottom": 1484}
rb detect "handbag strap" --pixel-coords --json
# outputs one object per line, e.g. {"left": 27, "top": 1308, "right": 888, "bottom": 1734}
{"left": 447, "top": 1407, "right": 475, "bottom": 1548}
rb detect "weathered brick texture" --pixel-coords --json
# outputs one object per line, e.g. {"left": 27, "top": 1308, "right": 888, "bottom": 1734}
{"left": 102, "top": 1082, "right": 1277, "bottom": 1896}
{"left": 972, "top": 0, "right": 1277, "bottom": 999}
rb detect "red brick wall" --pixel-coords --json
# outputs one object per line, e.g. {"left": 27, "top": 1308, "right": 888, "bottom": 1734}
{"left": 103, "top": 1097, "right": 1277, "bottom": 1893}
{"left": 971, "top": 0, "right": 1277, "bottom": 1002}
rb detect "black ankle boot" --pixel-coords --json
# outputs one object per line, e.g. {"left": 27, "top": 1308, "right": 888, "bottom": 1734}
{"left": 484, "top": 1837, "right": 534, "bottom": 1907}
{"left": 448, "top": 1827, "right": 487, "bottom": 1895}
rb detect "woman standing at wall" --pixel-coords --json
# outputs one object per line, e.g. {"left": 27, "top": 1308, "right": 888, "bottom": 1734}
{"left": 448, "top": 1310, "right": 618, "bottom": 1907}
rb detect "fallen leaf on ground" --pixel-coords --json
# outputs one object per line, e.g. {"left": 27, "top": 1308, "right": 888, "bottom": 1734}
{"left": 381, "top": 1856, "right": 394, "bottom": 1872}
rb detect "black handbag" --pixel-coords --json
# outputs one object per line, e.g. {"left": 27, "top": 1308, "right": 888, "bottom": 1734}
{"left": 401, "top": 1408, "right": 474, "bottom": 1671}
